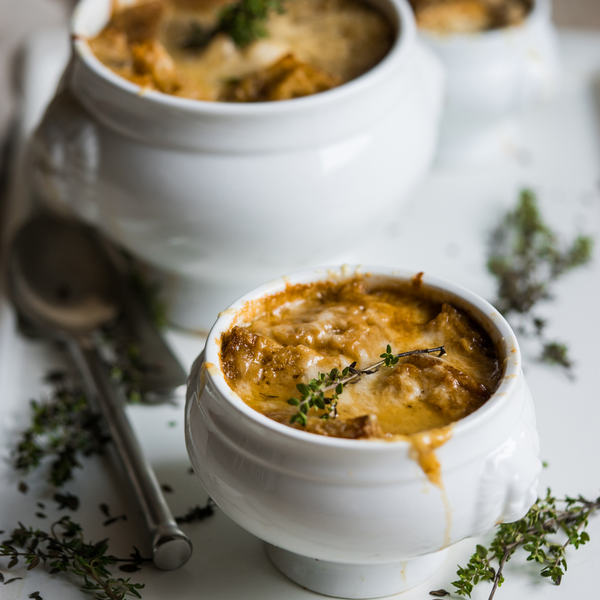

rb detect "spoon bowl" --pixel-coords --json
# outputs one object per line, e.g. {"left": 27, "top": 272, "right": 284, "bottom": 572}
{"left": 9, "top": 215, "right": 120, "bottom": 334}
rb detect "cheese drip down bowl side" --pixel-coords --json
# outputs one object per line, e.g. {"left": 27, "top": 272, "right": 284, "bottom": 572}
{"left": 185, "top": 266, "right": 541, "bottom": 598}
{"left": 30, "top": 0, "right": 444, "bottom": 330}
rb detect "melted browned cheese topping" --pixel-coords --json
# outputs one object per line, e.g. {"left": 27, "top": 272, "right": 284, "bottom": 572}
{"left": 220, "top": 276, "right": 502, "bottom": 441}
{"left": 409, "top": 0, "right": 531, "bottom": 33}
{"left": 89, "top": 0, "right": 393, "bottom": 101}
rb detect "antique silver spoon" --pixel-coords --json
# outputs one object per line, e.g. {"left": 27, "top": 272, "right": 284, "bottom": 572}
{"left": 7, "top": 213, "right": 192, "bottom": 570}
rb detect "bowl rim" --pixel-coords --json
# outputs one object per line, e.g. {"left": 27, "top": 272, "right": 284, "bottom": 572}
{"left": 418, "top": 0, "right": 548, "bottom": 44}
{"left": 200, "top": 265, "right": 522, "bottom": 451}
{"left": 70, "top": 0, "right": 414, "bottom": 115}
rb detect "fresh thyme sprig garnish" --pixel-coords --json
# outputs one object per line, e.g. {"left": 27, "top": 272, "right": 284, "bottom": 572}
{"left": 13, "top": 371, "right": 108, "bottom": 488}
{"left": 288, "top": 345, "right": 446, "bottom": 426}
{"left": 488, "top": 189, "right": 593, "bottom": 374}
{"left": 444, "top": 489, "right": 600, "bottom": 599}
{"left": 218, "top": 0, "right": 286, "bottom": 48}
{"left": 0, "top": 517, "right": 148, "bottom": 600}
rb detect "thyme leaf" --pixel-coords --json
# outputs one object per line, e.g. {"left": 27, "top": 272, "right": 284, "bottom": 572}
{"left": 0, "top": 517, "right": 149, "bottom": 600}
{"left": 452, "top": 490, "right": 600, "bottom": 599}
{"left": 13, "top": 372, "right": 109, "bottom": 488}
{"left": 218, "top": 0, "right": 286, "bottom": 48}
{"left": 288, "top": 345, "right": 446, "bottom": 426}
{"left": 488, "top": 189, "right": 593, "bottom": 374}
{"left": 175, "top": 499, "right": 216, "bottom": 524}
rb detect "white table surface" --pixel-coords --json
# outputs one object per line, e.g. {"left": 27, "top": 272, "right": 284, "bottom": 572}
{"left": 1, "top": 28, "right": 600, "bottom": 600}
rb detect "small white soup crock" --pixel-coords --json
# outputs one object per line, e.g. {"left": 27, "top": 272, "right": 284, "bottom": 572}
{"left": 185, "top": 265, "right": 541, "bottom": 598}
{"left": 417, "top": 0, "right": 560, "bottom": 165}
{"left": 30, "top": 0, "right": 444, "bottom": 330}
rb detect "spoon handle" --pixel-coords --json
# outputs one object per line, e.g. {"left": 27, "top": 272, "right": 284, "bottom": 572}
{"left": 69, "top": 336, "right": 193, "bottom": 571}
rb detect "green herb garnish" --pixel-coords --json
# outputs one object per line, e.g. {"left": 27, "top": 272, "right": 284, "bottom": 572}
{"left": 488, "top": 189, "right": 593, "bottom": 374}
{"left": 218, "top": 0, "right": 286, "bottom": 48}
{"left": 447, "top": 489, "right": 600, "bottom": 599}
{"left": 180, "top": 0, "right": 286, "bottom": 53}
{"left": 288, "top": 345, "right": 446, "bottom": 426}
{"left": 0, "top": 517, "right": 148, "bottom": 600}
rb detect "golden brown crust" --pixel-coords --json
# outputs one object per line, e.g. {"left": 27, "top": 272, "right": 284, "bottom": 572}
{"left": 112, "top": 0, "right": 167, "bottom": 43}
{"left": 301, "top": 414, "right": 383, "bottom": 439}
{"left": 131, "top": 39, "right": 182, "bottom": 93}
{"left": 381, "top": 354, "right": 488, "bottom": 422}
{"left": 409, "top": 0, "right": 531, "bottom": 33}
{"left": 220, "top": 276, "right": 502, "bottom": 439}
{"left": 89, "top": 27, "right": 132, "bottom": 71}
{"left": 225, "top": 54, "right": 341, "bottom": 102}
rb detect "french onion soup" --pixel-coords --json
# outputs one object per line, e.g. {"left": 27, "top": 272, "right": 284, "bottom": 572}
{"left": 409, "top": 0, "right": 532, "bottom": 34}
{"left": 220, "top": 274, "right": 503, "bottom": 441}
{"left": 90, "top": 0, "right": 394, "bottom": 101}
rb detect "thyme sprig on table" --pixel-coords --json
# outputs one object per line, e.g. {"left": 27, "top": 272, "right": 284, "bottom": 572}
{"left": 0, "top": 516, "right": 148, "bottom": 600}
{"left": 488, "top": 189, "right": 593, "bottom": 374}
{"left": 444, "top": 490, "right": 600, "bottom": 599}
{"left": 288, "top": 345, "right": 446, "bottom": 425}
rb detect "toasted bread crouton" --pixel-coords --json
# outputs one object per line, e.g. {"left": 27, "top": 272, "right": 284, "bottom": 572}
{"left": 226, "top": 54, "right": 341, "bottom": 102}
{"left": 131, "top": 39, "right": 182, "bottom": 93}
{"left": 112, "top": 0, "right": 166, "bottom": 43}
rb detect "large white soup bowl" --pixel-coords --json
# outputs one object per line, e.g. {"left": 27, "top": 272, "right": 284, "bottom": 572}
{"left": 185, "top": 266, "right": 541, "bottom": 598}
{"left": 30, "top": 0, "right": 444, "bottom": 330}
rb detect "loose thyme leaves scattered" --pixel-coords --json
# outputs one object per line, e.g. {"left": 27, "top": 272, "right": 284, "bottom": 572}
{"left": 488, "top": 189, "right": 593, "bottom": 374}
{"left": 54, "top": 492, "right": 80, "bottom": 511}
{"left": 452, "top": 490, "right": 600, "bottom": 599}
{"left": 175, "top": 499, "right": 216, "bottom": 525}
{"left": 15, "top": 319, "right": 162, "bottom": 486}
{"left": 288, "top": 345, "right": 446, "bottom": 426}
{"left": 0, "top": 517, "right": 148, "bottom": 600}
{"left": 13, "top": 372, "right": 108, "bottom": 488}
{"left": 104, "top": 516, "right": 128, "bottom": 527}
{"left": 102, "top": 324, "right": 146, "bottom": 405}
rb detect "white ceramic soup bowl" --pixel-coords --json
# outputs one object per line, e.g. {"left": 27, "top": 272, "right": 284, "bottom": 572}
{"left": 185, "top": 265, "right": 541, "bottom": 598}
{"left": 30, "top": 0, "right": 444, "bottom": 331}
{"left": 416, "top": 0, "right": 560, "bottom": 165}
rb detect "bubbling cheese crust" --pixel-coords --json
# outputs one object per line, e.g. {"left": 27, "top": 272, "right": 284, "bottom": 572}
{"left": 89, "top": 0, "right": 393, "bottom": 102}
{"left": 220, "top": 275, "right": 502, "bottom": 440}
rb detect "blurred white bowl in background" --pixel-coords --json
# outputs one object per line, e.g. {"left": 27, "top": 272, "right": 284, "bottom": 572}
{"left": 418, "top": 0, "right": 560, "bottom": 166}
{"left": 29, "top": 0, "right": 444, "bottom": 330}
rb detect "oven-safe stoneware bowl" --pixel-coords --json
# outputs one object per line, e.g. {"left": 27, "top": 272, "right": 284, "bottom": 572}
{"left": 185, "top": 265, "right": 541, "bottom": 598}
{"left": 418, "top": 0, "right": 559, "bottom": 166}
{"left": 29, "top": 0, "right": 444, "bottom": 330}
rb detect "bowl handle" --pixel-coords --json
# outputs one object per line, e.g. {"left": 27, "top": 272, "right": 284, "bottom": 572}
{"left": 472, "top": 381, "right": 542, "bottom": 534}
{"left": 29, "top": 87, "right": 99, "bottom": 219}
